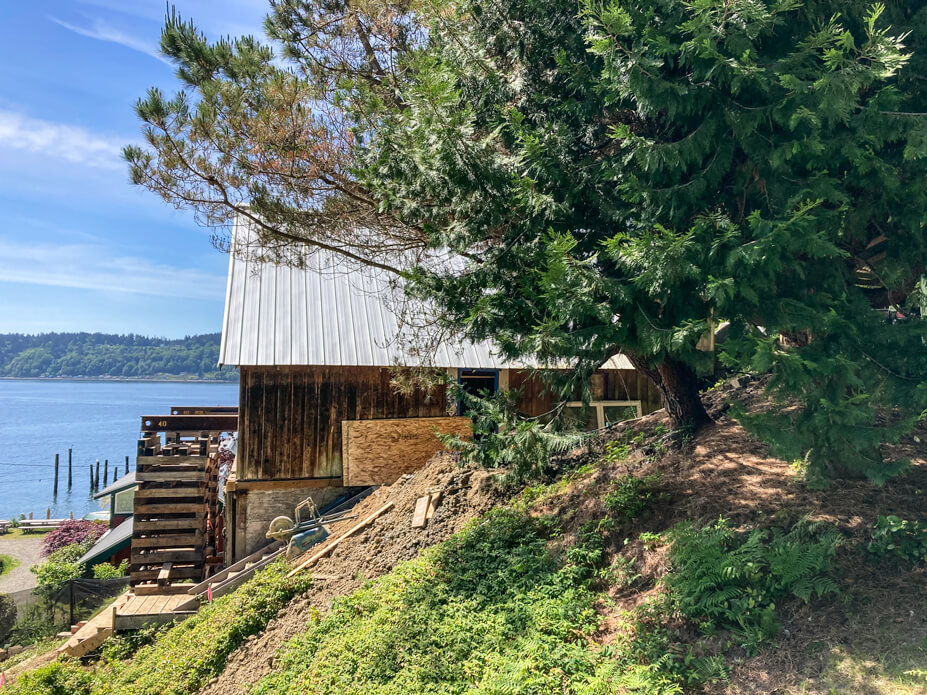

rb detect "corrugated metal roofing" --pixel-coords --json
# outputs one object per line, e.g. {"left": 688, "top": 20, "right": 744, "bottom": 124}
{"left": 219, "top": 216, "right": 634, "bottom": 371}
{"left": 92, "top": 472, "right": 136, "bottom": 500}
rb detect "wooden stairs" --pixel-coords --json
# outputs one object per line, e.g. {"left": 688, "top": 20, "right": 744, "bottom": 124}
{"left": 174, "top": 541, "right": 285, "bottom": 612}
{"left": 58, "top": 591, "right": 132, "bottom": 659}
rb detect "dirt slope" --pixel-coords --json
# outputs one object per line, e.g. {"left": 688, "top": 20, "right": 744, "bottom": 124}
{"left": 202, "top": 377, "right": 927, "bottom": 694}
{"left": 199, "top": 453, "right": 506, "bottom": 695}
{"left": 536, "top": 379, "right": 927, "bottom": 694}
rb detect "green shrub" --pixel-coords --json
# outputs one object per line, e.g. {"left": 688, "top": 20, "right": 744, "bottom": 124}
{"left": 8, "top": 603, "right": 59, "bottom": 646}
{"left": 440, "top": 388, "right": 590, "bottom": 482}
{"left": 665, "top": 519, "right": 841, "bottom": 653}
{"left": 4, "top": 661, "right": 94, "bottom": 695}
{"left": 92, "top": 560, "right": 129, "bottom": 580}
{"left": 867, "top": 515, "right": 927, "bottom": 565}
{"left": 0, "top": 592, "right": 16, "bottom": 642}
{"left": 99, "top": 560, "right": 311, "bottom": 695}
{"left": 603, "top": 475, "right": 659, "bottom": 520}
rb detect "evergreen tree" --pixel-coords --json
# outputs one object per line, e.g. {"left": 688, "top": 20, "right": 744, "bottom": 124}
{"left": 126, "top": 0, "right": 927, "bottom": 480}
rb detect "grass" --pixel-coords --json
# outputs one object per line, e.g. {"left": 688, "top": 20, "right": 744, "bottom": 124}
{"left": 1, "top": 528, "right": 51, "bottom": 540}
{"left": 0, "top": 553, "right": 21, "bottom": 577}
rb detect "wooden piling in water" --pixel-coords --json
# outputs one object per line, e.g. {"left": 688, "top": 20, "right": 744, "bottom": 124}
{"left": 103, "top": 460, "right": 108, "bottom": 488}
{"left": 89, "top": 464, "right": 94, "bottom": 492}
{"left": 125, "top": 455, "right": 129, "bottom": 475}
{"left": 94, "top": 460, "right": 100, "bottom": 491}
{"left": 68, "top": 448, "right": 73, "bottom": 490}
{"left": 53, "top": 453, "right": 59, "bottom": 496}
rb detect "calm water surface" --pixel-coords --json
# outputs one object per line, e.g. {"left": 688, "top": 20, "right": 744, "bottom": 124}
{"left": 0, "top": 380, "right": 238, "bottom": 520}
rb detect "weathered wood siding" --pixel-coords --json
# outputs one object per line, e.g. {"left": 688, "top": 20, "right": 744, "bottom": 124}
{"left": 509, "top": 369, "right": 662, "bottom": 418}
{"left": 238, "top": 366, "right": 447, "bottom": 481}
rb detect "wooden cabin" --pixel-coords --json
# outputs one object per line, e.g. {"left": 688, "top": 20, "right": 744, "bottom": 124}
{"left": 219, "top": 218, "right": 661, "bottom": 560}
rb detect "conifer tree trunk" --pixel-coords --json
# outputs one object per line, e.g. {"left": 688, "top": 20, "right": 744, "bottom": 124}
{"left": 627, "top": 354, "right": 711, "bottom": 430}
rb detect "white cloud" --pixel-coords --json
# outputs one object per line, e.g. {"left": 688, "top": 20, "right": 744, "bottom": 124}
{"left": 0, "top": 240, "right": 226, "bottom": 301}
{"left": 50, "top": 16, "right": 172, "bottom": 65}
{"left": 0, "top": 110, "right": 127, "bottom": 170}
{"left": 71, "top": 0, "right": 270, "bottom": 41}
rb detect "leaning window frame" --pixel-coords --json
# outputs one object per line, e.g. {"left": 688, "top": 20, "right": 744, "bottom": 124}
{"left": 563, "top": 400, "right": 643, "bottom": 430}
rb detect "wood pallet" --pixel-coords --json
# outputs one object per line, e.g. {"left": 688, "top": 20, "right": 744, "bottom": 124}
{"left": 129, "top": 455, "right": 208, "bottom": 586}
{"left": 131, "top": 412, "right": 236, "bottom": 589}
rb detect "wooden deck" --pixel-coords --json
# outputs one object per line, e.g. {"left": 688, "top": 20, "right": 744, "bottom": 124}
{"left": 113, "top": 592, "right": 198, "bottom": 631}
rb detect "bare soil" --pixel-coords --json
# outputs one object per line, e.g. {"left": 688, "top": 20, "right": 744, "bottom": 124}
{"left": 198, "top": 453, "right": 506, "bottom": 695}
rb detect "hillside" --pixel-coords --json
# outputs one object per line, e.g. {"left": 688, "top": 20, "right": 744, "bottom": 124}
{"left": 0, "top": 332, "right": 237, "bottom": 381}
{"left": 7, "top": 378, "right": 927, "bottom": 694}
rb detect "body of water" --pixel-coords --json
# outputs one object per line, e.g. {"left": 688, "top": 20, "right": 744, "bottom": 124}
{"left": 0, "top": 380, "right": 238, "bottom": 521}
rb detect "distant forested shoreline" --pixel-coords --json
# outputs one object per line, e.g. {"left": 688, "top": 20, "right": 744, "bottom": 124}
{"left": 0, "top": 332, "right": 238, "bottom": 381}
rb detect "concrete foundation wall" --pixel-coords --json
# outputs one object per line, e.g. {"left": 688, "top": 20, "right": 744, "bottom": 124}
{"left": 229, "top": 486, "right": 349, "bottom": 561}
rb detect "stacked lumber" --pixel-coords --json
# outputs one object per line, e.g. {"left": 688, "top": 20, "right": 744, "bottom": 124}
{"left": 131, "top": 413, "right": 236, "bottom": 591}
{"left": 130, "top": 455, "right": 208, "bottom": 589}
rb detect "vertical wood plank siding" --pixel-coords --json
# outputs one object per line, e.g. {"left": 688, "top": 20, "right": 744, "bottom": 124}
{"left": 509, "top": 369, "right": 662, "bottom": 418}
{"left": 238, "top": 366, "right": 447, "bottom": 481}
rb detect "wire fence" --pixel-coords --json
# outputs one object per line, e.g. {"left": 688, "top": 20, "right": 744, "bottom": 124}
{"left": 1, "top": 577, "right": 128, "bottom": 646}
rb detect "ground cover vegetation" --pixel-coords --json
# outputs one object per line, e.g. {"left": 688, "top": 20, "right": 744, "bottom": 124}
{"left": 0, "top": 332, "right": 237, "bottom": 380}
{"left": 8, "top": 406, "right": 926, "bottom": 693}
{"left": 6, "top": 560, "right": 312, "bottom": 695}
{"left": 128, "top": 0, "right": 927, "bottom": 483}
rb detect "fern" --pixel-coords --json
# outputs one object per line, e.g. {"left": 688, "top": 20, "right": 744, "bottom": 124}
{"left": 665, "top": 518, "right": 841, "bottom": 653}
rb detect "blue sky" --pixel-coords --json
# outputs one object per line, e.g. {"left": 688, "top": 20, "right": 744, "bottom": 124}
{"left": 0, "top": 1, "right": 269, "bottom": 337}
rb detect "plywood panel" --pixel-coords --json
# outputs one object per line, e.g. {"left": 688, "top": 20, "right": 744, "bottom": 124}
{"left": 342, "top": 416, "right": 472, "bottom": 486}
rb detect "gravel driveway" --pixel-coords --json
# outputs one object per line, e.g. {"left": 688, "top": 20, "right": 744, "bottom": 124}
{"left": 0, "top": 534, "right": 45, "bottom": 597}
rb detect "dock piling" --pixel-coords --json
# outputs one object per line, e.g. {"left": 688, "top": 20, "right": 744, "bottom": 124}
{"left": 103, "top": 460, "right": 108, "bottom": 488}
{"left": 89, "top": 464, "right": 94, "bottom": 492}
{"left": 68, "top": 448, "right": 73, "bottom": 490}
{"left": 53, "top": 453, "right": 59, "bottom": 497}
{"left": 94, "top": 460, "right": 100, "bottom": 492}
{"left": 125, "top": 455, "right": 129, "bottom": 475}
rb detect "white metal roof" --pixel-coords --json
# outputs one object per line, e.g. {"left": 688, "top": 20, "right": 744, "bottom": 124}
{"left": 219, "top": 216, "right": 634, "bottom": 371}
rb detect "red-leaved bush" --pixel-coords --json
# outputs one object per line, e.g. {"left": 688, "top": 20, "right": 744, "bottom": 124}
{"left": 41, "top": 519, "right": 107, "bottom": 557}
